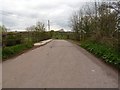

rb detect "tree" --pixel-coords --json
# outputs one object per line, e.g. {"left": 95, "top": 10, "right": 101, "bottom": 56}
{"left": 69, "top": 1, "right": 119, "bottom": 51}
{"left": 36, "top": 21, "right": 45, "bottom": 32}
{"left": 101, "top": 1, "right": 120, "bottom": 51}
{"left": 1, "top": 25, "right": 7, "bottom": 33}
{"left": 1, "top": 25, "right": 8, "bottom": 47}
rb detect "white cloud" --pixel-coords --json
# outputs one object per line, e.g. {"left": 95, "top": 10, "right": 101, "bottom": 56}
{"left": 1, "top": 0, "right": 94, "bottom": 31}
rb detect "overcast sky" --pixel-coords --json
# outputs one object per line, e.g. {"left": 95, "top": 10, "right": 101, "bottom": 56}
{"left": 0, "top": 0, "right": 95, "bottom": 31}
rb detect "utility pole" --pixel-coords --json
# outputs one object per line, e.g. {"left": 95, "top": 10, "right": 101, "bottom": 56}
{"left": 95, "top": 0, "right": 97, "bottom": 18}
{"left": 48, "top": 20, "right": 50, "bottom": 31}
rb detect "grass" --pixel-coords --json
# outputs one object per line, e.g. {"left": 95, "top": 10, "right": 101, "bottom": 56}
{"left": 2, "top": 43, "right": 33, "bottom": 60}
{"left": 80, "top": 40, "right": 120, "bottom": 69}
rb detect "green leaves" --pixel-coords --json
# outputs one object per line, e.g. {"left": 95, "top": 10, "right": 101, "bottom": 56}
{"left": 2, "top": 43, "right": 33, "bottom": 60}
{"left": 81, "top": 41, "right": 120, "bottom": 69}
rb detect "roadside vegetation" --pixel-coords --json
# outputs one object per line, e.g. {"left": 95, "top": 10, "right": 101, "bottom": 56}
{"left": 2, "top": 43, "right": 33, "bottom": 59}
{"left": 81, "top": 40, "right": 120, "bottom": 68}
{"left": 68, "top": 1, "right": 120, "bottom": 69}
{"left": 2, "top": 22, "right": 52, "bottom": 60}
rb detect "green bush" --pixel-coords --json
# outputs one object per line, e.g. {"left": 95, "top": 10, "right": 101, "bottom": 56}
{"left": 2, "top": 43, "right": 33, "bottom": 60}
{"left": 5, "top": 33, "right": 22, "bottom": 46}
{"left": 81, "top": 41, "right": 120, "bottom": 69}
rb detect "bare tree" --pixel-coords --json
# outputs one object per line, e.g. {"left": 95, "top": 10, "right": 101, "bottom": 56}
{"left": 36, "top": 22, "right": 45, "bottom": 32}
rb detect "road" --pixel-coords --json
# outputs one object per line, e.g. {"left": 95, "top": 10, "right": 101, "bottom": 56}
{"left": 2, "top": 40, "right": 118, "bottom": 88}
{"left": 0, "top": 63, "right": 2, "bottom": 89}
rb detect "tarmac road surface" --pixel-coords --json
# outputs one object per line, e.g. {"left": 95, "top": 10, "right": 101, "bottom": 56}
{"left": 2, "top": 40, "right": 118, "bottom": 88}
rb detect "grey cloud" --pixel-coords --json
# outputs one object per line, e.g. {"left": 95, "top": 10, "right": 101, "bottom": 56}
{"left": 2, "top": 16, "right": 18, "bottom": 29}
{"left": 1, "top": 0, "right": 89, "bottom": 31}
{"left": 0, "top": 10, "right": 14, "bottom": 16}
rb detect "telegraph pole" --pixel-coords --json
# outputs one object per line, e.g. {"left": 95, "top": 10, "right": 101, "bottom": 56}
{"left": 48, "top": 20, "right": 50, "bottom": 31}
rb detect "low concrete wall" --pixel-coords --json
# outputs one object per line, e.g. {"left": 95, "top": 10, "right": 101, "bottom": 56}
{"left": 34, "top": 39, "right": 52, "bottom": 47}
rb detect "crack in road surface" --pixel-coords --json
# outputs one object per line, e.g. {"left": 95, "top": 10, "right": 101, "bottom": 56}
{"left": 2, "top": 40, "right": 118, "bottom": 88}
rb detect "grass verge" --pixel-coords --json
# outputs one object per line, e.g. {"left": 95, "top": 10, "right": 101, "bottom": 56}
{"left": 80, "top": 40, "right": 120, "bottom": 69}
{"left": 2, "top": 43, "right": 33, "bottom": 60}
